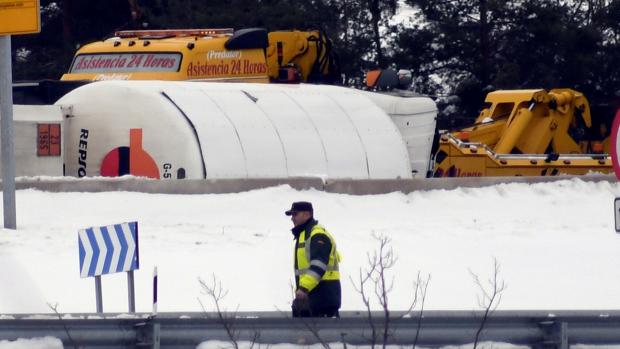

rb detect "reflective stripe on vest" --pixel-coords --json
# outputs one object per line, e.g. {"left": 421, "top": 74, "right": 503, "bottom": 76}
{"left": 294, "top": 264, "right": 339, "bottom": 276}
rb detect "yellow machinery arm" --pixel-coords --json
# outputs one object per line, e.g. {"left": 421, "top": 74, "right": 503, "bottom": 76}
{"left": 456, "top": 89, "right": 593, "bottom": 155}
{"left": 434, "top": 88, "right": 611, "bottom": 177}
{"left": 266, "top": 30, "right": 339, "bottom": 83}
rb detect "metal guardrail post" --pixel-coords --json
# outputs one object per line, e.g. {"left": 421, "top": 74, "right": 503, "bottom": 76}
{"left": 558, "top": 322, "right": 568, "bottom": 349}
{"left": 152, "top": 322, "right": 161, "bottom": 349}
{"left": 538, "top": 320, "right": 568, "bottom": 349}
{"left": 135, "top": 318, "right": 160, "bottom": 349}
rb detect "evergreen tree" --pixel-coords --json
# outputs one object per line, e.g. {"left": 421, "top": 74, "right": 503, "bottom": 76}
{"left": 400, "top": 0, "right": 620, "bottom": 128}
{"left": 9, "top": 0, "right": 620, "bottom": 125}
{"left": 12, "top": 0, "right": 136, "bottom": 80}
{"left": 331, "top": 0, "right": 398, "bottom": 82}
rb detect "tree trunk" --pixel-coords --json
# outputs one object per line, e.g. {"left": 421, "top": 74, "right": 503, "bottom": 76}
{"left": 369, "top": 0, "right": 385, "bottom": 68}
{"left": 127, "top": 0, "right": 142, "bottom": 28}
{"left": 62, "top": 0, "right": 73, "bottom": 43}
{"left": 479, "top": 0, "right": 490, "bottom": 87}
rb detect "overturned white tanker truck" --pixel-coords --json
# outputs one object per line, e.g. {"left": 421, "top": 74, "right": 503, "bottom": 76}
{"left": 7, "top": 81, "right": 437, "bottom": 180}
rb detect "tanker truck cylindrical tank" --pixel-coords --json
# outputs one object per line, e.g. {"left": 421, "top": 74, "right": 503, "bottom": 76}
{"left": 56, "top": 80, "right": 421, "bottom": 180}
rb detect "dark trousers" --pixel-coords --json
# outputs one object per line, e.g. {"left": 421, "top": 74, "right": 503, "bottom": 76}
{"left": 292, "top": 280, "right": 341, "bottom": 318}
{"left": 292, "top": 306, "right": 339, "bottom": 318}
{"left": 292, "top": 299, "right": 339, "bottom": 318}
{"left": 311, "top": 307, "right": 339, "bottom": 318}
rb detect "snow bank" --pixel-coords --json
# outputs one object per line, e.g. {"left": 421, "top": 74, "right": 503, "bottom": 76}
{"left": 0, "top": 337, "right": 62, "bottom": 349}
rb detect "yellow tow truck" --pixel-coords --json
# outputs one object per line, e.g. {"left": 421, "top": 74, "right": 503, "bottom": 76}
{"left": 14, "top": 27, "right": 340, "bottom": 104}
{"left": 433, "top": 89, "right": 612, "bottom": 177}
{"left": 60, "top": 27, "right": 340, "bottom": 84}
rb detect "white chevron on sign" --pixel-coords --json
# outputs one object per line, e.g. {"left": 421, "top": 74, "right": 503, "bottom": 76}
{"left": 79, "top": 229, "right": 93, "bottom": 278}
{"left": 122, "top": 222, "right": 135, "bottom": 272}
{"left": 94, "top": 227, "right": 106, "bottom": 276}
{"left": 109, "top": 225, "right": 121, "bottom": 274}
{"left": 78, "top": 222, "right": 139, "bottom": 278}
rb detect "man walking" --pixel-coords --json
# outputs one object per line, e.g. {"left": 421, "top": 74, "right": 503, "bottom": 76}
{"left": 285, "top": 201, "right": 341, "bottom": 317}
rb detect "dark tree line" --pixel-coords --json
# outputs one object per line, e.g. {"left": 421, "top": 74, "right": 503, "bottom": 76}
{"left": 9, "top": 0, "right": 620, "bottom": 127}
{"left": 395, "top": 0, "right": 620, "bottom": 127}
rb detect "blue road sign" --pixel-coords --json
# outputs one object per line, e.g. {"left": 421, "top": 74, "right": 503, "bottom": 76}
{"left": 78, "top": 222, "right": 139, "bottom": 278}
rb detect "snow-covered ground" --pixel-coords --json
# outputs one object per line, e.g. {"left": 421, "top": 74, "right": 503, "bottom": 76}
{"left": 0, "top": 178, "right": 619, "bottom": 315}
{"left": 0, "top": 337, "right": 62, "bottom": 349}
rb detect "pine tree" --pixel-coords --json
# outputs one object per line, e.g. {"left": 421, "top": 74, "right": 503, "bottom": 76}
{"left": 399, "top": 0, "right": 620, "bottom": 128}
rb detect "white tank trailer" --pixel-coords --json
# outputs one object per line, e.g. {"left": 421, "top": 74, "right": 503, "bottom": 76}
{"left": 7, "top": 81, "right": 437, "bottom": 180}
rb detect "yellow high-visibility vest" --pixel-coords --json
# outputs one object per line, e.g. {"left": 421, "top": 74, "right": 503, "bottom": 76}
{"left": 295, "top": 225, "right": 341, "bottom": 292}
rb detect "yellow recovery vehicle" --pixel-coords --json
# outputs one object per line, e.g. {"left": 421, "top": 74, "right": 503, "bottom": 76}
{"left": 433, "top": 89, "right": 612, "bottom": 177}
{"left": 60, "top": 28, "right": 339, "bottom": 84}
{"left": 14, "top": 27, "right": 340, "bottom": 104}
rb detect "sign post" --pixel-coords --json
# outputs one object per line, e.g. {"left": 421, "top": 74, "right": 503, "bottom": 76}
{"left": 610, "top": 108, "right": 620, "bottom": 181}
{"left": 152, "top": 266, "right": 158, "bottom": 315}
{"left": 152, "top": 266, "right": 160, "bottom": 349}
{"left": 78, "top": 222, "right": 139, "bottom": 313}
{"left": 0, "top": 0, "right": 40, "bottom": 230}
{"left": 615, "top": 198, "right": 620, "bottom": 233}
{"left": 127, "top": 270, "right": 135, "bottom": 313}
{"left": 95, "top": 275, "right": 103, "bottom": 313}
{"left": 0, "top": 36, "right": 15, "bottom": 229}
{"left": 610, "top": 109, "right": 620, "bottom": 234}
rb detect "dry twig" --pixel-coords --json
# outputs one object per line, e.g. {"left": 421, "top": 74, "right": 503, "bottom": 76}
{"left": 47, "top": 302, "right": 79, "bottom": 349}
{"left": 469, "top": 258, "right": 507, "bottom": 349}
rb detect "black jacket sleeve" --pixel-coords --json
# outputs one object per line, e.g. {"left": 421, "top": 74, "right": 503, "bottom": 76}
{"left": 308, "top": 233, "right": 332, "bottom": 279}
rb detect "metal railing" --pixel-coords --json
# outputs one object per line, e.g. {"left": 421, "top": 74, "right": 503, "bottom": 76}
{"left": 442, "top": 132, "right": 610, "bottom": 161}
{"left": 1, "top": 310, "right": 620, "bottom": 349}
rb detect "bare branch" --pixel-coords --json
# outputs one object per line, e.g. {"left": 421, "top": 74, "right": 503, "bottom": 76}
{"left": 354, "top": 233, "right": 431, "bottom": 349}
{"left": 47, "top": 303, "right": 80, "bottom": 349}
{"left": 375, "top": 234, "right": 394, "bottom": 349}
{"left": 248, "top": 330, "right": 261, "bottom": 349}
{"left": 399, "top": 271, "right": 421, "bottom": 318}
{"left": 350, "top": 262, "right": 377, "bottom": 349}
{"left": 469, "top": 258, "right": 507, "bottom": 349}
{"left": 412, "top": 274, "right": 431, "bottom": 349}
{"left": 275, "top": 308, "right": 331, "bottom": 349}
{"left": 198, "top": 274, "right": 240, "bottom": 349}
{"left": 301, "top": 319, "right": 331, "bottom": 349}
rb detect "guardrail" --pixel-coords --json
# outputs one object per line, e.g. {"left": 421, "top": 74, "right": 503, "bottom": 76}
{"left": 4, "top": 174, "right": 616, "bottom": 195}
{"left": 1, "top": 310, "right": 620, "bottom": 349}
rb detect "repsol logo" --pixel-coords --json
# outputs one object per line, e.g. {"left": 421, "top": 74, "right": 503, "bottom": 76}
{"left": 78, "top": 129, "right": 88, "bottom": 177}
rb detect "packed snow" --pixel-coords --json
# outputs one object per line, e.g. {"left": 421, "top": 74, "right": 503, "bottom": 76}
{"left": 0, "top": 337, "right": 62, "bottom": 349}
{"left": 0, "top": 178, "right": 619, "bottom": 315}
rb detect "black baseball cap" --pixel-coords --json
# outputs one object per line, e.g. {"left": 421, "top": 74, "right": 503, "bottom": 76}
{"left": 285, "top": 201, "right": 313, "bottom": 216}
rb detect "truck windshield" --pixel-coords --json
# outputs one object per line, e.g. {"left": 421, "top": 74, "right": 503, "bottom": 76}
{"left": 70, "top": 52, "right": 182, "bottom": 73}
